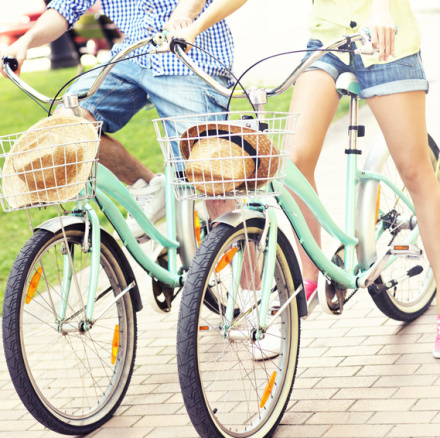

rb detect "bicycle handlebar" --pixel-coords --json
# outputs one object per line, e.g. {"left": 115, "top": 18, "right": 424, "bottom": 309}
{"left": 1, "top": 28, "right": 390, "bottom": 107}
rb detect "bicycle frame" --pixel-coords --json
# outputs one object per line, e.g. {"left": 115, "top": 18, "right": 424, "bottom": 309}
{"left": 236, "top": 91, "right": 418, "bottom": 332}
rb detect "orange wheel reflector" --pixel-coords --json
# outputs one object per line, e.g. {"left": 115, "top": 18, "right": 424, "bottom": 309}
{"left": 111, "top": 325, "right": 120, "bottom": 365}
{"left": 260, "top": 371, "right": 277, "bottom": 408}
{"left": 26, "top": 267, "right": 43, "bottom": 304}
{"left": 194, "top": 211, "right": 202, "bottom": 247}
{"left": 215, "top": 247, "right": 239, "bottom": 273}
{"left": 375, "top": 186, "right": 381, "bottom": 223}
{"left": 394, "top": 245, "right": 409, "bottom": 251}
{"left": 199, "top": 326, "right": 209, "bottom": 331}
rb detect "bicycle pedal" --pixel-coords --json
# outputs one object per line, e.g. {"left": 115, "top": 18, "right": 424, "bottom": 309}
{"left": 390, "top": 244, "right": 422, "bottom": 258}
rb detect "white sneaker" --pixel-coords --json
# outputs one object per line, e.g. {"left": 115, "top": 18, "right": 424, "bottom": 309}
{"left": 115, "top": 175, "right": 166, "bottom": 240}
{"left": 241, "top": 289, "right": 281, "bottom": 361}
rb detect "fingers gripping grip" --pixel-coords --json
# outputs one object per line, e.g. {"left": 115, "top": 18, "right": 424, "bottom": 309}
{"left": 169, "top": 38, "right": 188, "bottom": 54}
{"left": 2, "top": 56, "right": 19, "bottom": 72}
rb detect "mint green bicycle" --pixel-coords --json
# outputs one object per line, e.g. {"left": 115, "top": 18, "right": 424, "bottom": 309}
{"left": 0, "top": 33, "right": 231, "bottom": 435}
{"left": 165, "top": 32, "right": 440, "bottom": 437}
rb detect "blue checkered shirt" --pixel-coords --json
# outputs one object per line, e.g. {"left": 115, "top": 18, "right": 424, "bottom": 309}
{"left": 48, "top": 0, "right": 234, "bottom": 81}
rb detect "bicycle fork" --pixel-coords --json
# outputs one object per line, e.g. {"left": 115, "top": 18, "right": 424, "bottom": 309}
{"left": 55, "top": 203, "right": 135, "bottom": 334}
{"left": 224, "top": 204, "right": 299, "bottom": 341}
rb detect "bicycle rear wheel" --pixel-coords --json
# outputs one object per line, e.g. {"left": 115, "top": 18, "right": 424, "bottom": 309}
{"left": 177, "top": 219, "right": 302, "bottom": 438}
{"left": 2, "top": 225, "right": 137, "bottom": 435}
{"left": 370, "top": 134, "right": 438, "bottom": 320}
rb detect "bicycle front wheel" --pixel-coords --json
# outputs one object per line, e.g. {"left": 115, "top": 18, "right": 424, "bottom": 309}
{"left": 2, "top": 225, "right": 137, "bottom": 435}
{"left": 370, "top": 134, "right": 439, "bottom": 320}
{"left": 177, "top": 219, "right": 302, "bottom": 438}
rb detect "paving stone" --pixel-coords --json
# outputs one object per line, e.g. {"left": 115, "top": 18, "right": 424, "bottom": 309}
{"left": 323, "top": 424, "right": 392, "bottom": 437}
{"left": 307, "top": 411, "right": 373, "bottom": 425}
{"left": 273, "top": 425, "right": 330, "bottom": 437}
{"left": 289, "top": 399, "right": 355, "bottom": 413}
{"left": 339, "top": 354, "right": 399, "bottom": 367}
{"left": 144, "top": 426, "right": 199, "bottom": 437}
{"left": 393, "top": 386, "right": 440, "bottom": 399}
{"left": 324, "top": 345, "right": 381, "bottom": 357}
{"left": 368, "top": 410, "right": 436, "bottom": 424}
{"left": 134, "top": 414, "right": 190, "bottom": 427}
{"left": 332, "top": 387, "right": 398, "bottom": 400}
{"left": 350, "top": 399, "right": 416, "bottom": 412}
{"left": 308, "top": 336, "right": 367, "bottom": 348}
{"left": 101, "top": 416, "right": 143, "bottom": 428}
{"left": 300, "top": 366, "right": 361, "bottom": 378}
{"left": 356, "top": 364, "right": 419, "bottom": 376}
{"left": 412, "top": 398, "right": 440, "bottom": 411}
{"left": 373, "top": 374, "right": 437, "bottom": 388}
{"left": 279, "top": 412, "right": 313, "bottom": 425}
{"left": 93, "top": 427, "right": 154, "bottom": 438}
{"left": 387, "top": 424, "right": 440, "bottom": 437}
{"left": 315, "top": 376, "right": 379, "bottom": 389}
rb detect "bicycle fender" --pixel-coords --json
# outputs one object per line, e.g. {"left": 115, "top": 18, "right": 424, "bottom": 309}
{"left": 355, "top": 133, "right": 389, "bottom": 271}
{"left": 35, "top": 217, "right": 143, "bottom": 312}
{"left": 212, "top": 209, "right": 265, "bottom": 228}
{"left": 35, "top": 215, "right": 86, "bottom": 233}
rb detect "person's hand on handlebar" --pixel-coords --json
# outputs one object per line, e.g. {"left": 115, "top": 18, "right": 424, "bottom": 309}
{"left": 0, "top": 40, "right": 28, "bottom": 77}
{"left": 362, "top": 2, "right": 396, "bottom": 62}
{"left": 164, "top": 26, "right": 197, "bottom": 54}
{"left": 0, "top": 9, "right": 68, "bottom": 78}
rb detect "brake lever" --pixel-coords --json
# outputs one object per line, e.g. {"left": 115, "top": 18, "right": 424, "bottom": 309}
{"left": 147, "top": 30, "right": 170, "bottom": 54}
{"left": 354, "top": 25, "right": 398, "bottom": 56}
{"left": 354, "top": 27, "right": 377, "bottom": 55}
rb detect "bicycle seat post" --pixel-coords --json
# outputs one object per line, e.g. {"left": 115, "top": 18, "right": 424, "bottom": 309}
{"left": 336, "top": 72, "right": 364, "bottom": 272}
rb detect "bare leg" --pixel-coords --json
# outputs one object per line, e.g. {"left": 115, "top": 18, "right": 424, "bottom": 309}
{"left": 55, "top": 106, "right": 155, "bottom": 185}
{"left": 287, "top": 70, "right": 340, "bottom": 283}
{"left": 368, "top": 91, "right": 440, "bottom": 313}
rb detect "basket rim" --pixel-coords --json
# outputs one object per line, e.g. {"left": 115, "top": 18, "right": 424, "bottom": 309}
{"left": 152, "top": 110, "right": 300, "bottom": 124}
{"left": 0, "top": 119, "right": 103, "bottom": 142}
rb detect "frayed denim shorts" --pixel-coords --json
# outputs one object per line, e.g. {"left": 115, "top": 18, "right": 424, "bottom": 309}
{"left": 65, "top": 58, "right": 230, "bottom": 166}
{"left": 304, "top": 39, "right": 429, "bottom": 99}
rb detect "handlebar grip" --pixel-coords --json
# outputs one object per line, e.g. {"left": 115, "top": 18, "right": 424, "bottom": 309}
{"left": 169, "top": 37, "right": 188, "bottom": 54}
{"left": 2, "top": 56, "right": 19, "bottom": 72}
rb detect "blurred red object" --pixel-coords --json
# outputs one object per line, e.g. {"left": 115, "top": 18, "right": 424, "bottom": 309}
{"left": 0, "top": 1, "right": 46, "bottom": 46}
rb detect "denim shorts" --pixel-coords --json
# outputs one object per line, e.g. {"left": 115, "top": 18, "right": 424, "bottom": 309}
{"left": 304, "top": 39, "right": 429, "bottom": 99}
{"left": 65, "top": 58, "right": 230, "bottom": 161}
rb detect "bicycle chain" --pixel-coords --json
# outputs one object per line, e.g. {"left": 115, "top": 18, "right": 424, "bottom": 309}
{"left": 343, "top": 288, "right": 359, "bottom": 304}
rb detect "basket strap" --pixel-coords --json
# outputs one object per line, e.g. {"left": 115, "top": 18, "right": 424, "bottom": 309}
{"left": 199, "top": 129, "right": 261, "bottom": 170}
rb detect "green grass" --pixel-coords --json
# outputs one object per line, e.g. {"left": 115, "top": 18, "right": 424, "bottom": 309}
{"left": 0, "top": 66, "right": 352, "bottom": 310}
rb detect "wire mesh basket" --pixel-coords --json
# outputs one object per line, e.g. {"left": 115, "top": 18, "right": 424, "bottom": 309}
{"left": 153, "top": 111, "right": 298, "bottom": 201}
{"left": 0, "top": 116, "right": 102, "bottom": 212}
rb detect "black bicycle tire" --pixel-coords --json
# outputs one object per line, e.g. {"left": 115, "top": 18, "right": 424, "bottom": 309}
{"left": 370, "top": 134, "right": 438, "bottom": 320}
{"left": 177, "top": 219, "right": 302, "bottom": 438}
{"left": 2, "top": 225, "right": 137, "bottom": 435}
